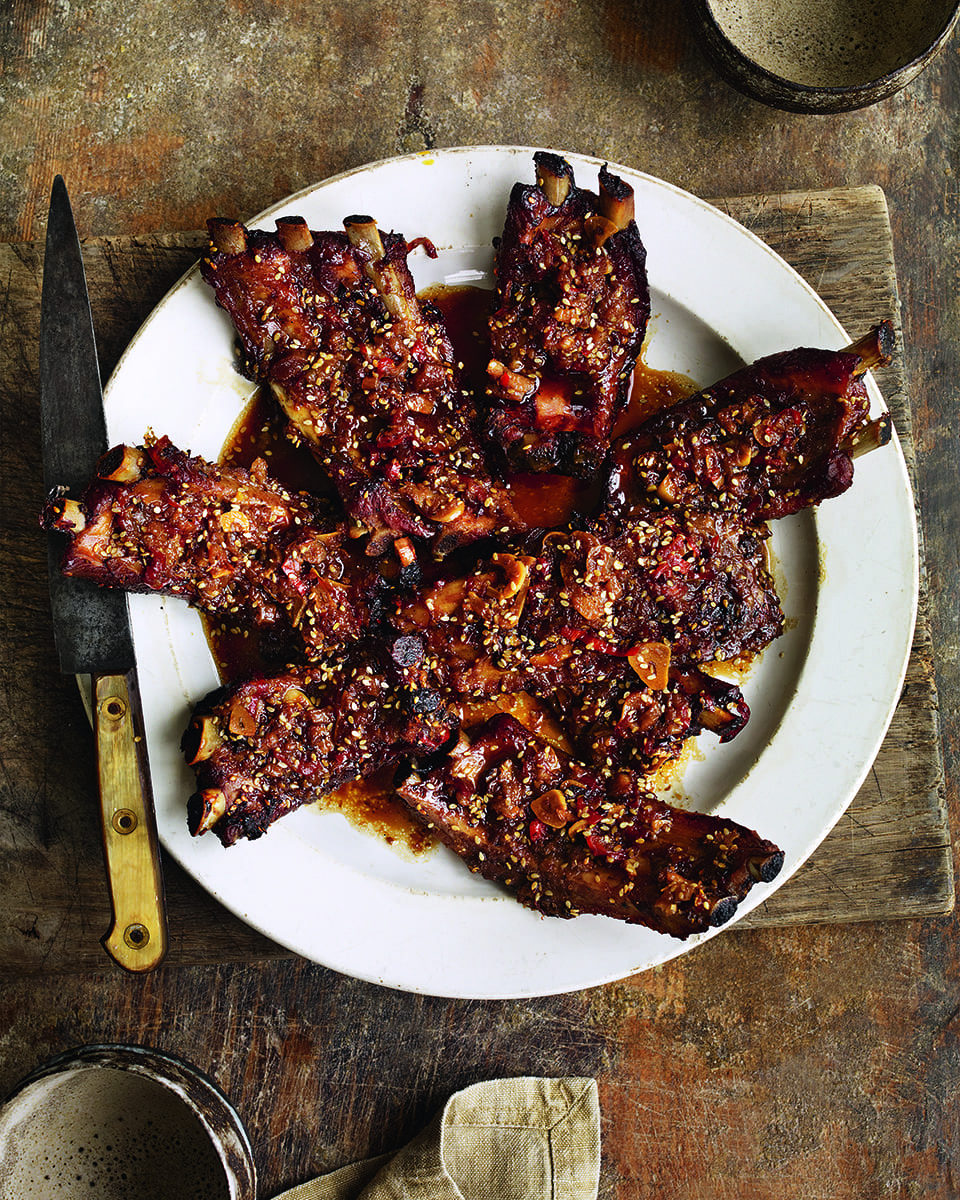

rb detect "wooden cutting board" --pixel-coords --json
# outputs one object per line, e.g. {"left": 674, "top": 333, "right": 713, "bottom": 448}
{"left": 0, "top": 185, "right": 950, "bottom": 975}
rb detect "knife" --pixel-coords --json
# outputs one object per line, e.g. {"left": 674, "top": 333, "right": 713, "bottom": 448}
{"left": 41, "top": 175, "right": 168, "bottom": 972}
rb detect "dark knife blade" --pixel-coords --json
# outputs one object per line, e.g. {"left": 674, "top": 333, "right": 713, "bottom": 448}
{"left": 41, "top": 177, "right": 135, "bottom": 676}
{"left": 41, "top": 175, "right": 168, "bottom": 972}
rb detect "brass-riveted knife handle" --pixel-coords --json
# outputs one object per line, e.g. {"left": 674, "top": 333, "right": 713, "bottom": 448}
{"left": 95, "top": 671, "right": 169, "bottom": 972}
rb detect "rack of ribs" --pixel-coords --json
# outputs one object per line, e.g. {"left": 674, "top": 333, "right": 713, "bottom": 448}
{"left": 390, "top": 507, "right": 782, "bottom": 697}
{"left": 387, "top": 505, "right": 766, "bottom": 780}
{"left": 40, "top": 435, "right": 382, "bottom": 663}
{"left": 484, "top": 152, "right": 651, "bottom": 477}
{"left": 606, "top": 323, "right": 894, "bottom": 524}
{"left": 201, "top": 213, "right": 526, "bottom": 558}
{"left": 182, "top": 650, "right": 456, "bottom": 845}
{"left": 395, "top": 713, "right": 784, "bottom": 939}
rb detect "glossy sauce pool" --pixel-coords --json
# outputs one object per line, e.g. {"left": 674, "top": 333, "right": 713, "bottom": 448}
{"left": 210, "top": 285, "right": 699, "bottom": 854}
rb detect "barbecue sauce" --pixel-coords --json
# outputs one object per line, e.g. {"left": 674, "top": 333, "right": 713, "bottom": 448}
{"left": 208, "top": 284, "right": 698, "bottom": 854}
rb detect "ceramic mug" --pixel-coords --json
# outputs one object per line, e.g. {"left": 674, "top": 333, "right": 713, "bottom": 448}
{"left": 0, "top": 1044, "right": 256, "bottom": 1199}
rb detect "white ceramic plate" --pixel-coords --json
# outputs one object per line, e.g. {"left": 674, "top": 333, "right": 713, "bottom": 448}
{"left": 102, "top": 146, "right": 918, "bottom": 998}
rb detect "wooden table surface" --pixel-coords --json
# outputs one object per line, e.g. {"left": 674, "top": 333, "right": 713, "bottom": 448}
{"left": 2, "top": 4, "right": 959, "bottom": 1197}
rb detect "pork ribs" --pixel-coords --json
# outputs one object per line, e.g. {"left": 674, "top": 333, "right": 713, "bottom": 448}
{"left": 391, "top": 507, "right": 782, "bottom": 697}
{"left": 201, "top": 214, "right": 524, "bottom": 557}
{"left": 395, "top": 713, "right": 783, "bottom": 939}
{"left": 388, "top": 507, "right": 770, "bottom": 776}
{"left": 40, "top": 435, "right": 380, "bottom": 662}
{"left": 607, "top": 323, "right": 894, "bottom": 524}
{"left": 484, "top": 153, "right": 651, "bottom": 477}
{"left": 183, "top": 650, "right": 456, "bottom": 846}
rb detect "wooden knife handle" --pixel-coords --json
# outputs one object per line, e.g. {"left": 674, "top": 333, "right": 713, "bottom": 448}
{"left": 95, "top": 671, "right": 169, "bottom": 972}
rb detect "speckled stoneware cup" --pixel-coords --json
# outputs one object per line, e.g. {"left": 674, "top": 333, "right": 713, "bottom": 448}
{"left": 0, "top": 1045, "right": 256, "bottom": 1199}
{"left": 685, "top": 0, "right": 960, "bottom": 112}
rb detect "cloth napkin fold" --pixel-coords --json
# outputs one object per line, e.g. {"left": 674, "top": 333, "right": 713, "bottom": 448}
{"left": 273, "top": 1076, "right": 600, "bottom": 1200}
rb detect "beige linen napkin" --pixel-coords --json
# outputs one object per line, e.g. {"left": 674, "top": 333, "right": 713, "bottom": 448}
{"left": 273, "top": 1076, "right": 600, "bottom": 1200}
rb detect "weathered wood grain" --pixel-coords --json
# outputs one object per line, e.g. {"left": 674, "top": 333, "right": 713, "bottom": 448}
{"left": 1, "top": 7, "right": 959, "bottom": 1199}
{"left": 0, "top": 186, "right": 949, "bottom": 976}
